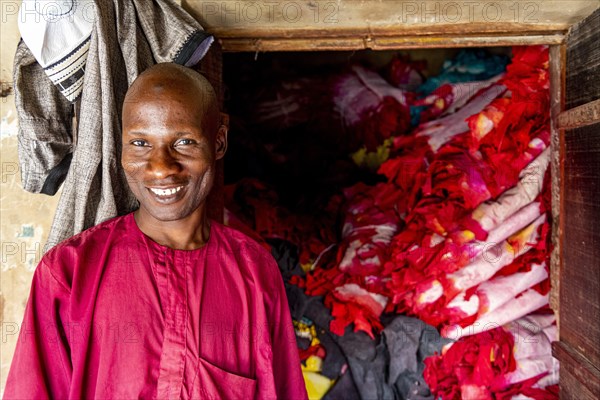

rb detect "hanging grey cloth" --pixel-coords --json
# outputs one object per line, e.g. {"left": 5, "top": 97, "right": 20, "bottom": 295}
{"left": 13, "top": 42, "right": 75, "bottom": 195}
{"left": 13, "top": 0, "right": 213, "bottom": 251}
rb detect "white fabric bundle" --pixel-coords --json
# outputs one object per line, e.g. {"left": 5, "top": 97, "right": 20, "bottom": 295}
{"left": 18, "top": 0, "right": 95, "bottom": 101}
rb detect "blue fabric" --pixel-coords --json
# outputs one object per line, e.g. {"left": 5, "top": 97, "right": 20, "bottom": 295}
{"left": 409, "top": 49, "right": 510, "bottom": 126}
{"left": 418, "top": 49, "right": 509, "bottom": 95}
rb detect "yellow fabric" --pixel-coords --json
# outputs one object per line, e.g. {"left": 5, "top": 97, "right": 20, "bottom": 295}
{"left": 302, "top": 371, "right": 334, "bottom": 400}
{"left": 350, "top": 138, "right": 393, "bottom": 170}
{"left": 301, "top": 355, "right": 323, "bottom": 373}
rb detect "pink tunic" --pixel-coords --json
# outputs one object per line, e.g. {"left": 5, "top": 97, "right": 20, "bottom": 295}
{"left": 4, "top": 213, "right": 307, "bottom": 400}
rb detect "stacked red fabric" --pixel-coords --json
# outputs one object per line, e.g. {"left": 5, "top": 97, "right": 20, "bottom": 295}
{"left": 226, "top": 46, "right": 557, "bottom": 397}
{"left": 424, "top": 313, "right": 558, "bottom": 399}
{"left": 297, "top": 46, "right": 551, "bottom": 336}
{"left": 291, "top": 46, "right": 557, "bottom": 397}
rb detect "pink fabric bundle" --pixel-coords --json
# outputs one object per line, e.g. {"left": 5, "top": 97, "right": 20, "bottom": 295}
{"left": 424, "top": 313, "right": 558, "bottom": 399}
{"left": 333, "top": 65, "right": 412, "bottom": 151}
{"left": 337, "top": 182, "right": 404, "bottom": 276}
{"left": 414, "top": 75, "right": 503, "bottom": 123}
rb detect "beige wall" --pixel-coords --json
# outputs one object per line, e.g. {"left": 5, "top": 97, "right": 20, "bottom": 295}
{"left": 0, "top": 8, "right": 60, "bottom": 394}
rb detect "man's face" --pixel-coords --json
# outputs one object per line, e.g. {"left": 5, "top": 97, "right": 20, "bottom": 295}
{"left": 121, "top": 81, "right": 226, "bottom": 223}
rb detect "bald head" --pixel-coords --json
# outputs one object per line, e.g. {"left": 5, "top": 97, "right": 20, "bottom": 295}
{"left": 123, "top": 63, "right": 219, "bottom": 134}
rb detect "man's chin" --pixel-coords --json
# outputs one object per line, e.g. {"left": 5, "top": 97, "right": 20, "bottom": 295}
{"left": 137, "top": 201, "right": 207, "bottom": 224}
{"left": 146, "top": 210, "right": 187, "bottom": 223}
{"left": 135, "top": 205, "right": 185, "bottom": 223}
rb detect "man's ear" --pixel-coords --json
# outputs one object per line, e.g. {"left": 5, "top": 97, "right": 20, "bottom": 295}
{"left": 215, "top": 112, "right": 229, "bottom": 160}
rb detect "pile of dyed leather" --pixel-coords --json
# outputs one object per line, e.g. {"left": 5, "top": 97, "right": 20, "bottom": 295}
{"left": 224, "top": 46, "right": 558, "bottom": 399}
{"left": 424, "top": 313, "right": 558, "bottom": 399}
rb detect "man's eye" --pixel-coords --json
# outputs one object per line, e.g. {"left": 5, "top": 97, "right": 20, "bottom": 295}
{"left": 175, "top": 139, "right": 195, "bottom": 146}
{"left": 131, "top": 139, "right": 148, "bottom": 147}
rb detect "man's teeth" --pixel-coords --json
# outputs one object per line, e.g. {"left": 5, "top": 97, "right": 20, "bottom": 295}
{"left": 150, "top": 186, "right": 183, "bottom": 196}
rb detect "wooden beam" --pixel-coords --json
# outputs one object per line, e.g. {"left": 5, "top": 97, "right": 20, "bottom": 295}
{"left": 549, "top": 44, "right": 565, "bottom": 326}
{"left": 215, "top": 33, "right": 565, "bottom": 52}
{"left": 553, "top": 341, "right": 600, "bottom": 398}
{"left": 558, "top": 99, "right": 600, "bottom": 129}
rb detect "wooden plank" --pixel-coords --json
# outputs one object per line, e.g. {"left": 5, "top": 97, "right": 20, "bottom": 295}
{"left": 553, "top": 341, "right": 600, "bottom": 399}
{"left": 566, "top": 7, "right": 600, "bottom": 109}
{"left": 214, "top": 33, "right": 564, "bottom": 52}
{"left": 558, "top": 9, "right": 600, "bottom": 391}
{"left": 209, "top": 25, "right": 568, "bottom": 39}
{"left": 557, "top": 366, "right": 598, "bottom": 400}
{"left": 561, "top": 121, "right": 600, "bottom": 369}
{"left": 549, "top": 44, "right": 565, "bottom": 322}
{"left": 558, "top": 98, "right": 600, "bottom": 129}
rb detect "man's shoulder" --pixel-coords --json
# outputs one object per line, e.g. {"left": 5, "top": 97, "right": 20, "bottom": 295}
{"left": 35, "top": 214, "right": 132, "bottom": 291}
{"left": 213, "top": 221, "right": 272, "bottom": 257}
{"left": 43, "top": 214, "right": 131, "bottom": 261}
{"left": 212, "top": 222, "right": 284, "bottom": 290}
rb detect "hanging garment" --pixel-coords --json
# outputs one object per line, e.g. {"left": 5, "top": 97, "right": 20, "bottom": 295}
{"left": 18, "top": 0, "right": 95, "bottom": 102}
{"left": 13, "top": 0, "right": 213, "bottom": 250}
{"left": 13, "top": 42, "right": 75, "bottom": 195}
{"left": 4, "top": 213, "right": 307, "bottom": 399}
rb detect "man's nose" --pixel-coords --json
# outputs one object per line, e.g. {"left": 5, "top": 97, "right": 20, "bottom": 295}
{"left": 147, "top": 146, "right": 182, "bottom": 178}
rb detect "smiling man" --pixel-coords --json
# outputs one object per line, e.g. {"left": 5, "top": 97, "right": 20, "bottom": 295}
{"left": 4, "top": 63, "right": 307, "bottom": 400}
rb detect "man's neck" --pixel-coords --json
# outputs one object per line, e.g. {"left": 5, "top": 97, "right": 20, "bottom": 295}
{"left": 133, "top": 209, "right": 211, "bottom": 250}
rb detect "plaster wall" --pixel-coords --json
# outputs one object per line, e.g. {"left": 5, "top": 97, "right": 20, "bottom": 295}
{"left": 0, "top": 7, "right": 60, "bottom": 394}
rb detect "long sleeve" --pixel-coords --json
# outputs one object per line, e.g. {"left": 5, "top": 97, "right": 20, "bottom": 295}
{"left": 13, "top": 40, "right": 74, "bottom": 195}
{"left": 3, "top": 261, "right": 72, "bottom": 400}
{"left": 268, "top": 262, "right": 308, "bottom": 400}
